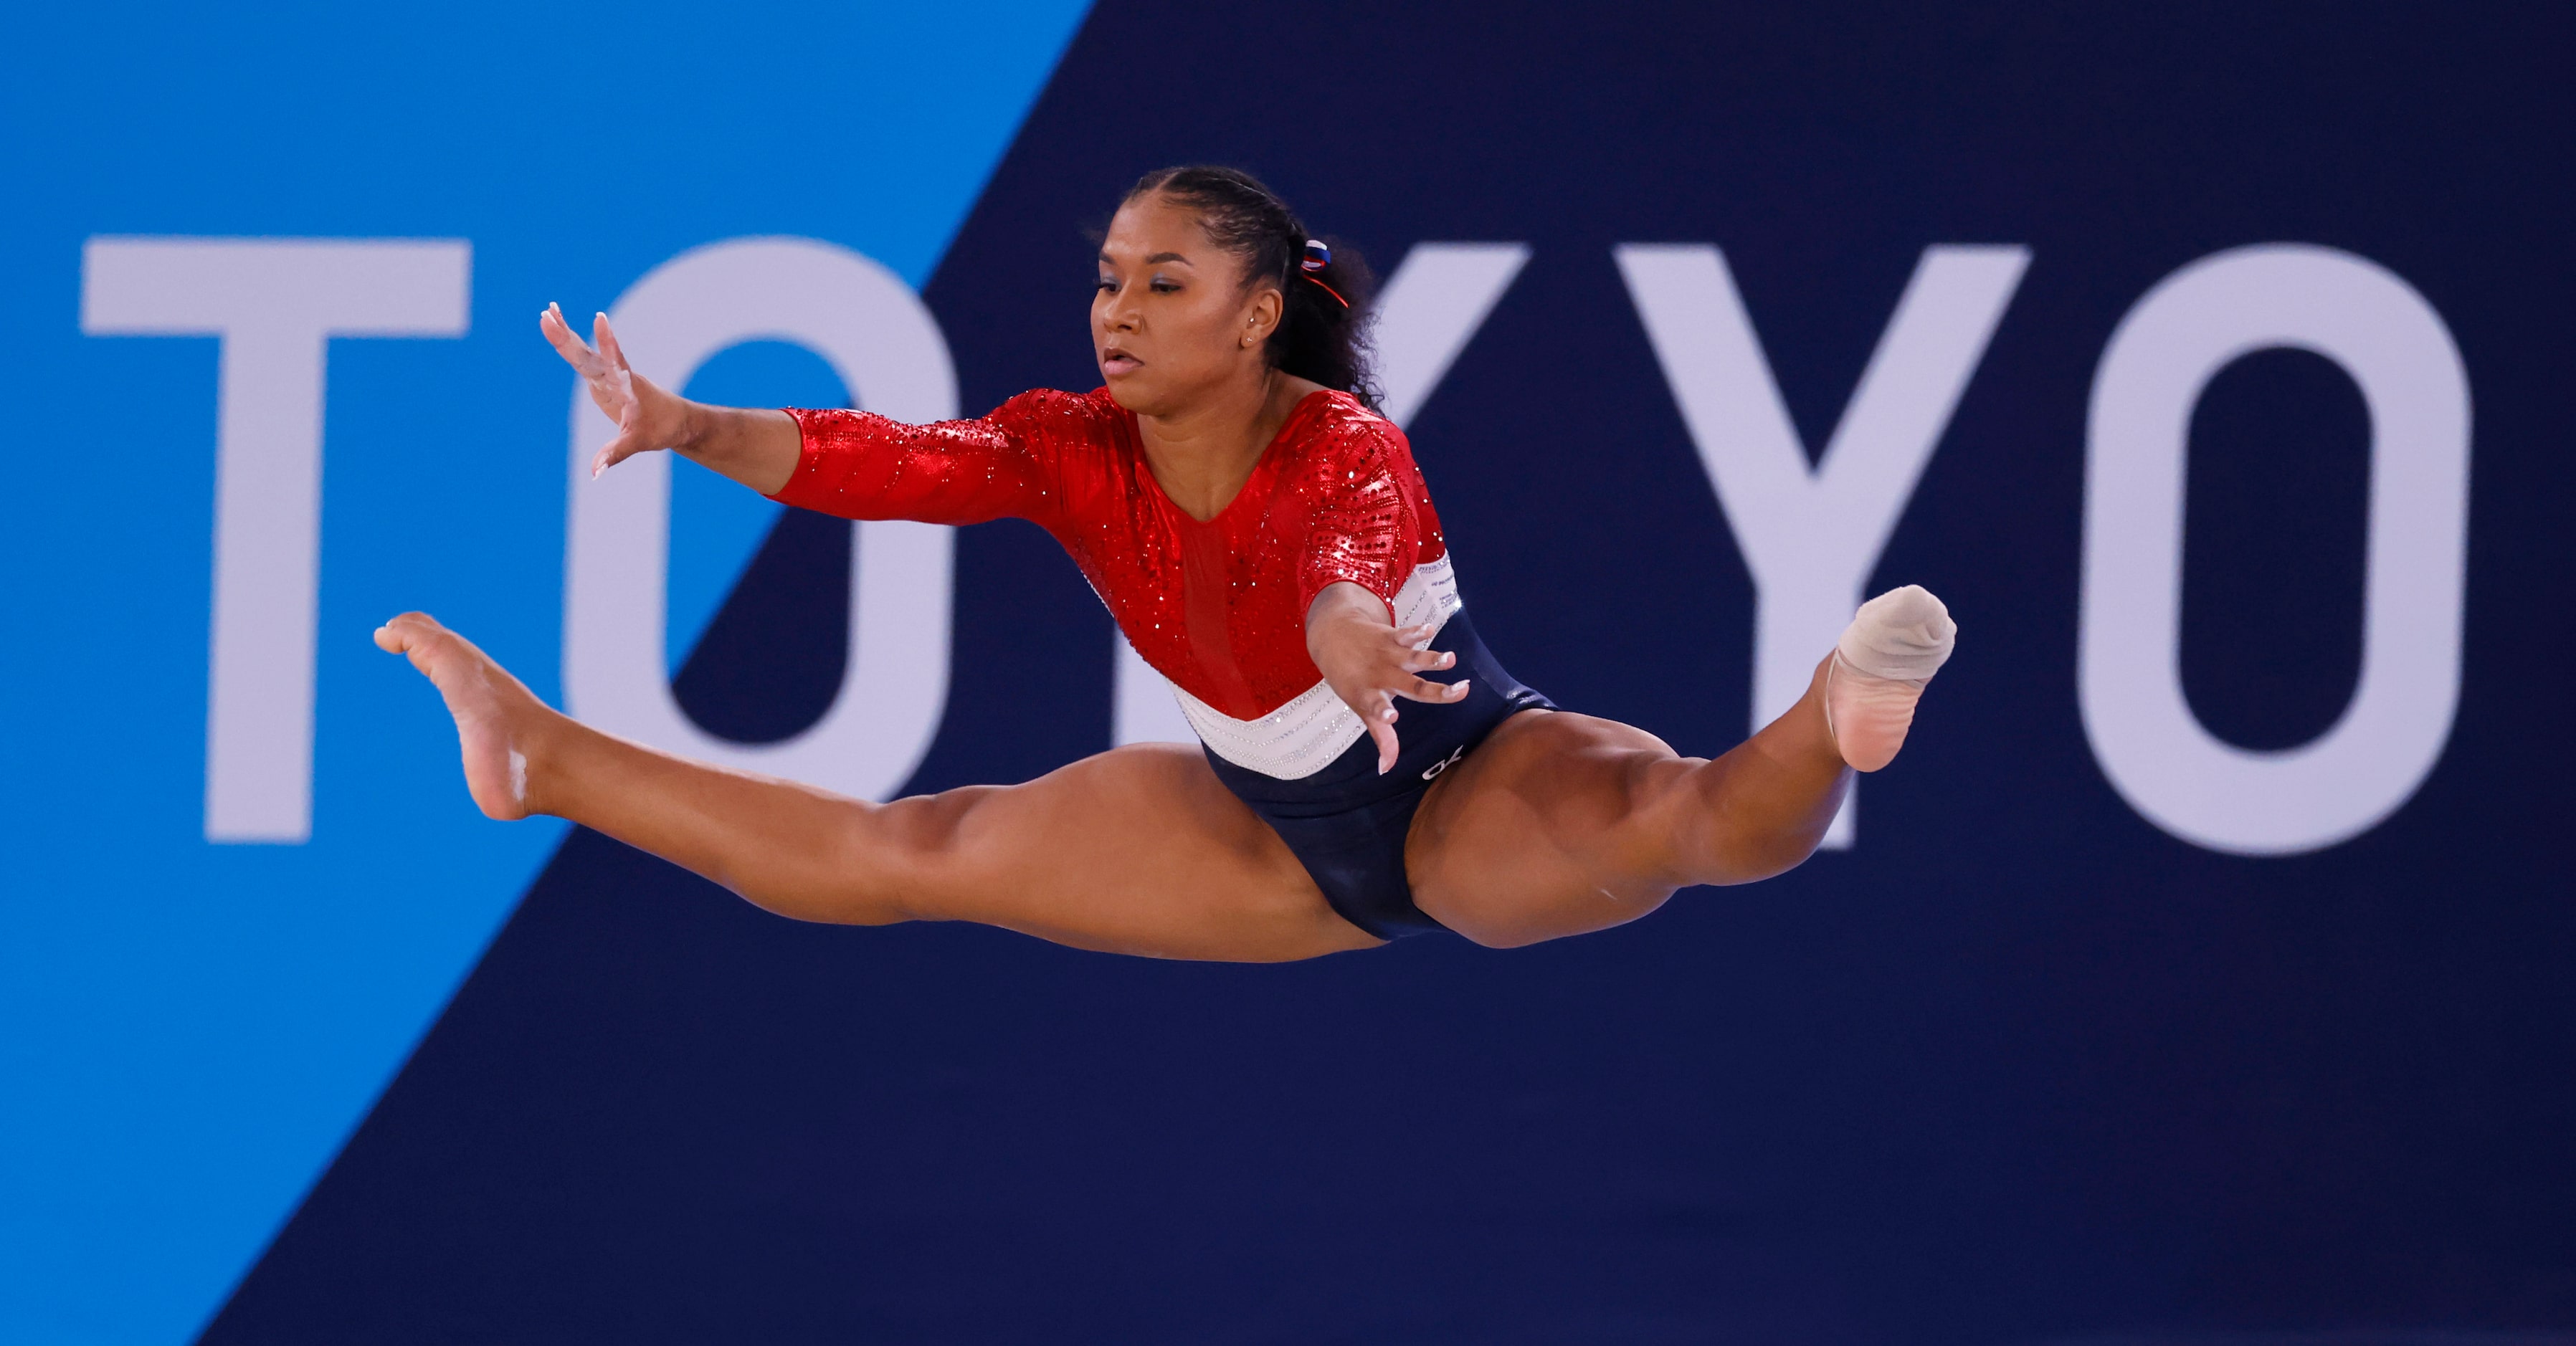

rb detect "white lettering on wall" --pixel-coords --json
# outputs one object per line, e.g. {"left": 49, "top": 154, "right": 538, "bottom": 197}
{"left": 2081, "top": 244, "right": 2469, "bottom": 855}
{"left": 1618, "top": 244, "right": 2028, "bottom": 847}
{"left": 1112, "top": 242, "right": 1532, "bottom": 748}
{"left": 1373, "top": 243, "right": 1534, "bottom": 429}
{"left": 563, "top": 237, "right": 955, "bottom": 802}
{"left": 82, "top": 237, "right": 472, "bottom": 843}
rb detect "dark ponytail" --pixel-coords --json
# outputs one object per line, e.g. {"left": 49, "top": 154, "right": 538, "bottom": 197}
{"left": 1126, "top": 165, "right": 1380, "bottom": 409}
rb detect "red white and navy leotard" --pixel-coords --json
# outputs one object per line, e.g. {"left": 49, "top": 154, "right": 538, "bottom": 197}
{"left": 774, "top": 387, "right": 1465, "bottom": 779}
{"left": 770, "top": 386, "right": 1551, "bottom": 938}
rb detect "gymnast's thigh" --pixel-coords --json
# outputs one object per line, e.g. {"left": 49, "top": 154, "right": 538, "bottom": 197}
{"left": 1404, "top": 709, "right": 1696, "bottom": 948}
{"left": 905, "top": 743, "right": 1384, "bottom": 963}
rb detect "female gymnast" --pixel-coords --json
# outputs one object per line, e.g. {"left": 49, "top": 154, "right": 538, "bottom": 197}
{"left": 377, "top": 166, "right": 1955, "bottom": 960}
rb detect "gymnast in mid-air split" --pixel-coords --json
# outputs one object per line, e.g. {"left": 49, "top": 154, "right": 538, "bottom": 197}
{"left": 378, "top": 166, "right": 1956, "bottom": 960}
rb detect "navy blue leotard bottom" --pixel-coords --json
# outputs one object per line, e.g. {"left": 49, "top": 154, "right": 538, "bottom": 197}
{"left": 1201, "top": 608, "right": 1555, "bottom": 940}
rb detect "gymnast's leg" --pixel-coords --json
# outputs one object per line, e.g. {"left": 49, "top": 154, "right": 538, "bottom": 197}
{"left": 1407, "top": 586, "right": 1957, "bottom": 947}
{"left": 373, "top": 612, "right": 1377, "bottom": 963}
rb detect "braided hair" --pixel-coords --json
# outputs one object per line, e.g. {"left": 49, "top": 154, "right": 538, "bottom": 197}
{"left": 1125, "top": 165, "right": 1381, "bottom": 409}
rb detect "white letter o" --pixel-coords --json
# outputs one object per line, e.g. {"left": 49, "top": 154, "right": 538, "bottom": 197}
{"left": 563, "top": 237, "right": 956, "bottom": 802}
{"left": 2081, "top": 244, "right": 2470, "bottom": 855}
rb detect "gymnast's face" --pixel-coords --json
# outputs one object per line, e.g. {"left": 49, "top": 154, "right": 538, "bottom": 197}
{"left": 1093, "top": 192, "right": 1284, "bottom": 417}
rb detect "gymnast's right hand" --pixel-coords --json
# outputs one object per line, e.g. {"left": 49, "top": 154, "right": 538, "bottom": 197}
{"left": 542, "top": 302, "right": 692, "bottom": 478}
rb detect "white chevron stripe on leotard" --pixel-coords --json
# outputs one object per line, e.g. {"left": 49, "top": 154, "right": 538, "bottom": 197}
{"left": 1172, "top": 557, "right": 1462, "bottom": 780}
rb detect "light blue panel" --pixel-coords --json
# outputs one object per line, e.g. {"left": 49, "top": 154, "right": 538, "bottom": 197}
{"left": 0, "top": 2, "right": 1091, "bottom": 1343}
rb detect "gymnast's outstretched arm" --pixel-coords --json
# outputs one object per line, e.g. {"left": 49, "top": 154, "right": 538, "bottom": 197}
{"left": 540, "top": 303, "right": 799, "bottom": 490}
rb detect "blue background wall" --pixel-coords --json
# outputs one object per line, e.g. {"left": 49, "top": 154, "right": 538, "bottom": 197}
{"left": 6, "top": 3, "right": 2574, "bottom": 1344}
{"left": 0, "top": 3, "right": 1088, "bottom": 1341}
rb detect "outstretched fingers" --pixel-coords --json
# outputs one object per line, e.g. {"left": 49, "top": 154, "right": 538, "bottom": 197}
{"left": 540, "top": 302, "right": 652, "bottom": 477}
{"left": 1395, "top": 677, "right": 1471, "bottom": 705}
{"left": 1306, "top": 591, "right": 1483, "bottom": 774}
{"left": 1365, "top": 690, "right": 1402, "bottom": 773}
{"left": 589, "top": 431, "right": 640, "bottom": 480}
{"left": 539, "top": 302, "right": 604, "bottom": 376}
{"left": 1391, "top": 642, "right": 1468, "bottom": 703}
{"left": 592, "top": 310, "right": 632, "bottom": 374}
{"left": 1367, "top": 641, "right": 1473, "bottom": 774}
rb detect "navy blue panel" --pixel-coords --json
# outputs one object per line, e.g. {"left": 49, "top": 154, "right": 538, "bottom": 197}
{"left": 206, "top": 3, "right": 2576, "bottom": 1342}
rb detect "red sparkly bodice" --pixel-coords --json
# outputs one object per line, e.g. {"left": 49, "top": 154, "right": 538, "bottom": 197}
{"left": 770, "top": 388, "right": 1448, "bottom": 720}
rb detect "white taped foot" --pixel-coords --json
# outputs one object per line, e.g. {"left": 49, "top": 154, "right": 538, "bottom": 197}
{"left": 1826, "top": 585, "right": 1957, "bottom": 773}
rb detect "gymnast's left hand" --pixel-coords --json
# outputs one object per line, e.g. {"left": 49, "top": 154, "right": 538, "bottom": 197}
{"left": 1306, "top": 581, "right": 1471, "bottom": 775}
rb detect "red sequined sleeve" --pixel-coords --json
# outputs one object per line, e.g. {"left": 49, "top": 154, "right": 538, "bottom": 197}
{"left": 766, "top": 390, "right": 1091, "bottom": 527}
{"left": 1295, "top": 421, "right": 1425, "bottom": 617}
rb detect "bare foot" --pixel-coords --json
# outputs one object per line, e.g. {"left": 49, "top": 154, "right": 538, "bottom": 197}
{"left": 374, "top": 612, "right": 552, "bottom": 820}
{"left": 1825, "top": 585, "right": 1957, "bottom": 773}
